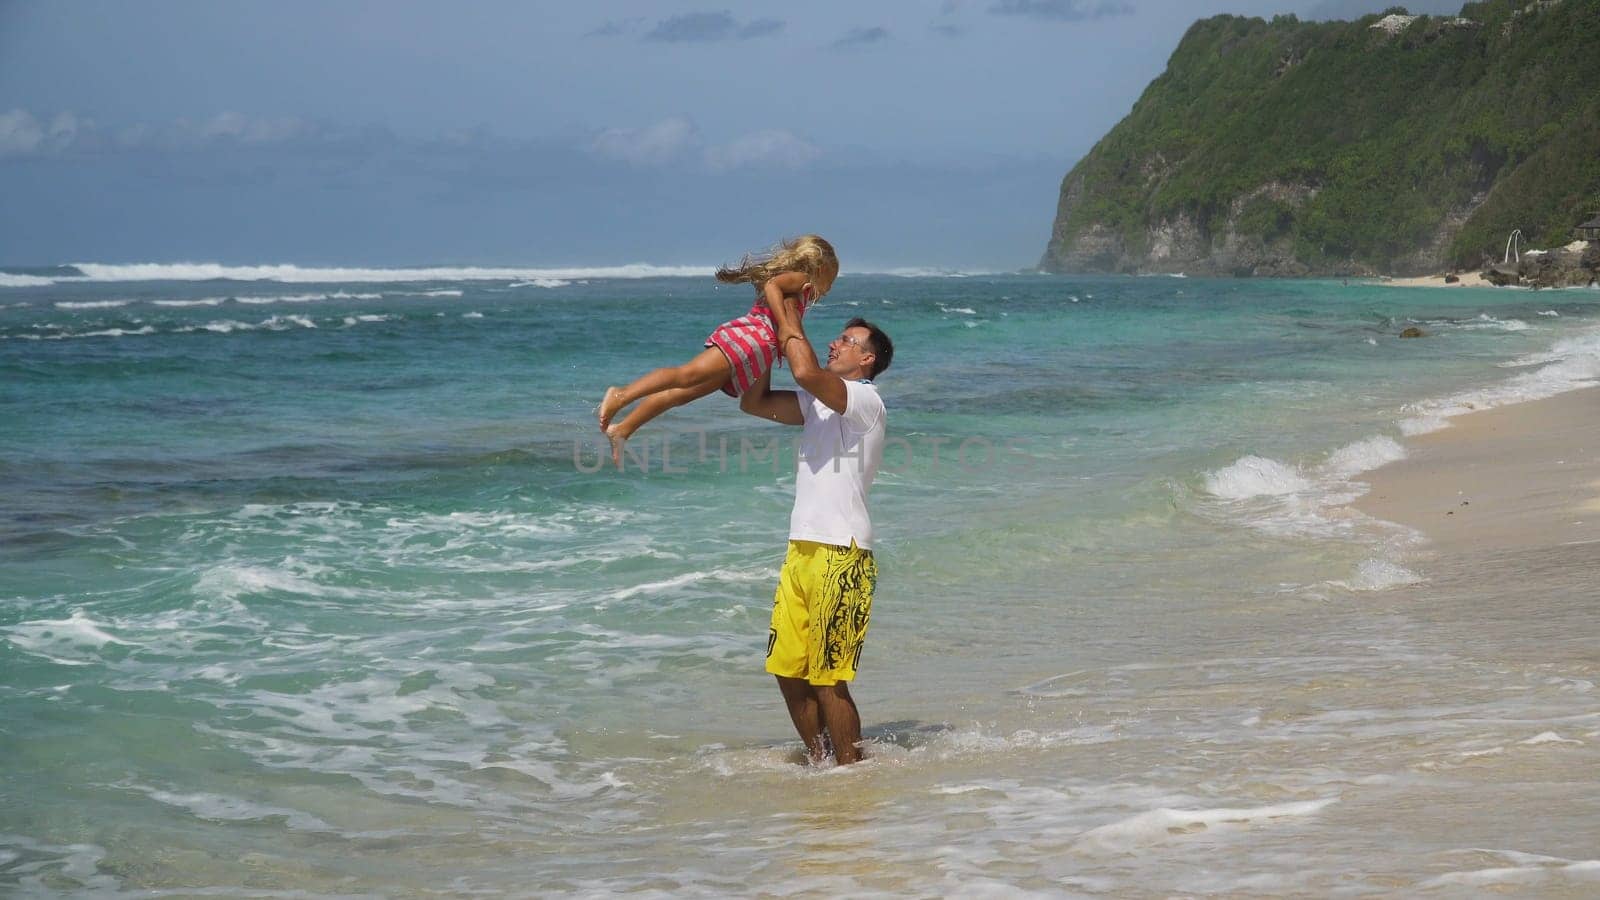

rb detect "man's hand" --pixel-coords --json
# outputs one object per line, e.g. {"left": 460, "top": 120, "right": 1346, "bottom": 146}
{"left": 739, "top": 366, "right": 803, "bottom": 425}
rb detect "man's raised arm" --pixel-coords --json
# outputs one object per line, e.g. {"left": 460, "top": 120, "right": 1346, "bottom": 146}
{"left": 764, "top": 281, "right": 849, "bottom": 415}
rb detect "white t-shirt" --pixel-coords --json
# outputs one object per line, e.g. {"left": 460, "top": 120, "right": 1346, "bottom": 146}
{"left": 789, "top": 379, "right": 886, "bottom": 550}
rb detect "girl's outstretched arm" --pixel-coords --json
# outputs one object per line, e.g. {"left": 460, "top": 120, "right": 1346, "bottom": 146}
{"left": 762, "top": 272, "right": 813, "bottom": 339}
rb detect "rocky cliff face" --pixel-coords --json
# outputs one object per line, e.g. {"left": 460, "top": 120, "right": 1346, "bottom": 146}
{"left": 1038, "top": 2, "right": 1600, "bottom": 278}
{"left": 1043, "top": 175, "right": 1393, "bottom": 277}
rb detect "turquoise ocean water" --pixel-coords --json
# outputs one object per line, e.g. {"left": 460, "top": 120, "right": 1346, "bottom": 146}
{"left": 4, "top": 266, "right": 1600, "bottom": 894}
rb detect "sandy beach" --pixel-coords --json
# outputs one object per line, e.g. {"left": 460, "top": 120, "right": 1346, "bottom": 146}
{"left": 1383, "top": 271, "right": 1494, "bottom": 289}
{"left": 1355, "top": 388, "right": 1600, "bottom": 555}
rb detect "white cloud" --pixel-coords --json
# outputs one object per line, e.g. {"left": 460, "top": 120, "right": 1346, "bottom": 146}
{"left": 1, "top": 108, "right": 328, "bottom": 157}
{"left": 0, "top": 109, "right": 85, "bottom": 157}
{"left": 590, "top": 116, "right": 701, "bottom": 166}
{"left": 193, "top": 111, "right": 314, "bottom": 144}
{"left": 705, "top": 129, "right": 820, "bottom": 171}
{"left": 0, "top": 109, "right": 45, "bottom": 156}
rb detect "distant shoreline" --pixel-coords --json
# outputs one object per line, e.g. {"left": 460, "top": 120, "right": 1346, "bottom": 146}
{"left": 1378, "top": 271, "right": 1494, "bottom": 289}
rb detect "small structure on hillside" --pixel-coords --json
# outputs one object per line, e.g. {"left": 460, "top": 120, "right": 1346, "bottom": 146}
{"left": 1503, "top": 228, "right": 1523, "bottom": 263}
{"left": 1576, "top": 213, "right": 1600, "bottom": 242}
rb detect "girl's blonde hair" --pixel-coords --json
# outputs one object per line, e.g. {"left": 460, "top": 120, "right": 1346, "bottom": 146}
{"left": 715, "top": 234, "right": 838, "bottom": 290}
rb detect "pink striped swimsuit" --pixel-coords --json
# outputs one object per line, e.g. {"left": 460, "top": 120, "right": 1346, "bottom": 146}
{"left": 705, "top": 298, "right": 808, "bottom": 397}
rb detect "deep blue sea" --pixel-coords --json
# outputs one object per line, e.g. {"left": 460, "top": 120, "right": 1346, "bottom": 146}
{"left": 4, "top": 265, "right": 1599, "bottom": 894}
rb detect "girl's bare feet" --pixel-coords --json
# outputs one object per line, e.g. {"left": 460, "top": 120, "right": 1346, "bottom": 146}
{"left": 605, "top": 424, "right": 629, "bottom": 469}
{"left": 597, "top": 386, "right": 625, "bottom": 431}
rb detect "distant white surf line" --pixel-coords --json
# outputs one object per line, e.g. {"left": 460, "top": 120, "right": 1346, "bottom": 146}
{"left": 31, "top": 262, "right": 715, "bottom": 285}
{"left": 4, "top": 262, "right": 1016, "bottom": 286}
{"left": 875, "top": 267, "right": 1005, "bottom": 278}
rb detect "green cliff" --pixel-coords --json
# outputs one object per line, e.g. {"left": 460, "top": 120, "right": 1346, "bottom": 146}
{"left": 1040, "top": 0, "right": 1600, "bottom": 277}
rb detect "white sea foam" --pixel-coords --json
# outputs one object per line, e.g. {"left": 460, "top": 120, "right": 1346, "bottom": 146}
{"left": 1539, "top": 309, "right": 1560, "bottom": 317}
{"left": 939, "top": 305, "right": 978, "bottom": 315}
{"left": 44, "top": 261, "right": 710, "bottom": 284}
{"left": 53, "top": 299, "right": 131, "bottom": 309}
{"left": 462, "top": 311, "right": 483, "bottom": 319}
{"left": 151, "top": 297, "right": 226, "bottom": 307}
{"left": 176, "top": 315, "right": 319, "bottom": 334}
{"left": 386, "top": 509, "right": 577, "bottom": 539}
{"left": 1333, "top": 559, "right": 1424, "bottom": 591}
{"left": 178, "top": 320, "right": 249, "bottom": 334}
{"left": 342, "top": 314, "right": 391, "bottom": 326}
{"left": 1519, "top": 731, "right": 1583, "bottom": 745}
{"left": 0, "top": 835, "right": 118, "bottom": 892}
{"left": 509, "top": 278, "right": 570, "bottom": 288}
{"left": 1420, "top": 850, "right": 1600, "bottom": 889}
{"left": 195, "top": 563, "right": 359, "bottom": 601}
{"left": 697, "top": 722, "right": 1119, "bottom": 778}
{"left": 1457, "top": 313, "right": 1530, "bottom": 332}
{"left": 1501, "top": 326, "right": 1600, "bottom": 368}
{"left": 1400, "top": 323, "right": 1600, "bottom": 434}
{"left": 130, "top": 783, "right": 336, "bottom": 831}
{"left": 1199, "top": 437, "right": 1409, "bottom": 539}
{"left": 236, "top": 293, "right": 330, "bottom": 304}
{"left": 1073, "top": 798, "right": 1337, "bottom": 853}
{"left": 4, "top": 611, "right": 136, "bottom": 666}
{"left": 603, "top": 567, "right": 772, "bottom": 602}
{"left": 1321, "top": 436, "right": 1406, "bottom": 480}
{"left": 1398, "top": 414, "right": 1450, "bottom": 436}
{"left": 1203, "top": 455, "right": 1312, "bottom": 499}
{"left": 36, "top": 325, "right": 158, "bottom": 340}
{"left": 6, "top": 610, "right": 133, "bottom": 650}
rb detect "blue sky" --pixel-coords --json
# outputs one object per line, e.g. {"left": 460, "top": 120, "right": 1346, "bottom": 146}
{"left": 0, "top": 0, "right": 1462, "bottom": 270}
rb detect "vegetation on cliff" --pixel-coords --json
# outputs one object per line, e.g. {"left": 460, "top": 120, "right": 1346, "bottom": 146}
{"left": 1042, "top": 0, "right": 1600, "bottom": 276}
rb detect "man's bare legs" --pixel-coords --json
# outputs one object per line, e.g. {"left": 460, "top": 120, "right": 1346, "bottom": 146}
{"left": 815, "top": 682, "right": 863, "bottom": 764}
{"left": 776, "top": 676, "right": 827, "bottom": 762}
{"left": 776, "top": 676, "right": 863, "bottom": 765}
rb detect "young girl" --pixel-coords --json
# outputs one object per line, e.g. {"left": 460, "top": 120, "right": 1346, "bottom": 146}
{"left": 597, "top": 234, "right": 838, "bottom": 467}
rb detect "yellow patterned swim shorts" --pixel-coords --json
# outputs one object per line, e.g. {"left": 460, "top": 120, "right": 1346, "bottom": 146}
{"left": 765, "top": 540, "right": 877, "bottom": 685}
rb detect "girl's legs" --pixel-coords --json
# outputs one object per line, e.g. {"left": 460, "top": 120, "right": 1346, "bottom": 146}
{"left": 599, "top": 347, "right": 732, "bottom": 430}
{"left": 605, "top": 381, "right": 720, "bottom": 468}
{"left": 604, "top": 351, "right": 732, "bottom": 467}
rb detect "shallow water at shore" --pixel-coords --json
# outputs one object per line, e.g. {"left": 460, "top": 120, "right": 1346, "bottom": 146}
{"left": 4, "top": 271, "right": 1599, "bottom": 895}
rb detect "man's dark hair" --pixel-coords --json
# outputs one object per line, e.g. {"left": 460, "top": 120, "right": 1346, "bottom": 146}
{"left": 845, "top": 317, "right": 893, "bottom": 379}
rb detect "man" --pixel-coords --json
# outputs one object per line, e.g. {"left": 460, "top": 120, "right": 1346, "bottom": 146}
{"left": 739, "top": 303, "right": 894, "bottom": 765}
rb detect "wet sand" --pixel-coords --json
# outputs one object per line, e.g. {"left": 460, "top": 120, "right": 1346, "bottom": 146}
{"left": 1355, "top": 389, "right": 1600, "bottom": 554}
